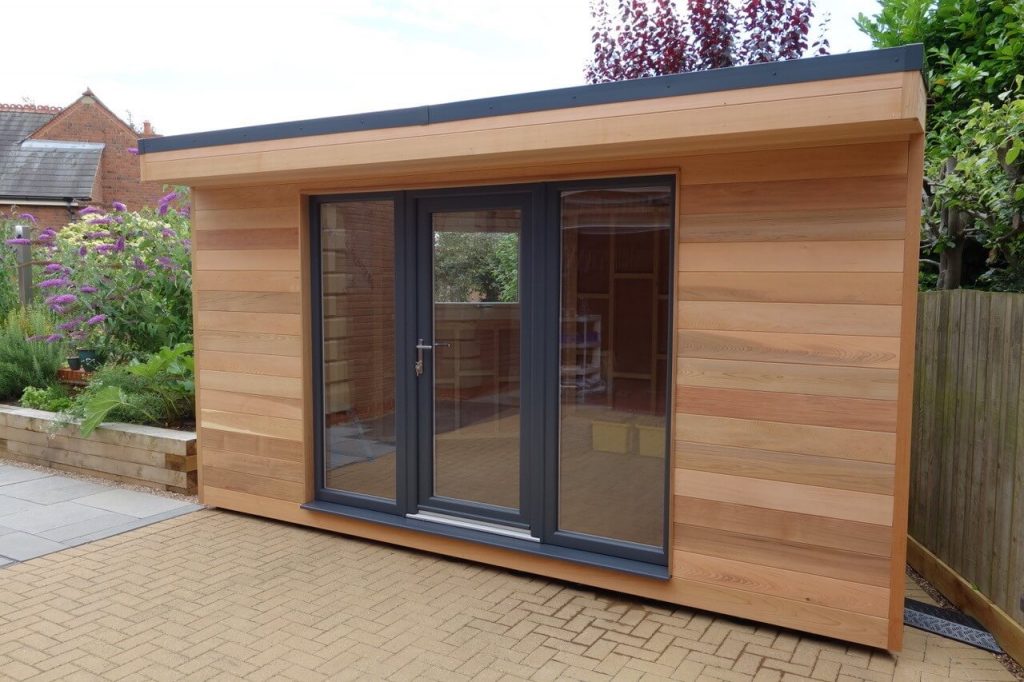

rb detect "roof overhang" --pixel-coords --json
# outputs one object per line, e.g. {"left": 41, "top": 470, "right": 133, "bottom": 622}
{"left": 139, "top": 45, "right": 926, "bottom": 188}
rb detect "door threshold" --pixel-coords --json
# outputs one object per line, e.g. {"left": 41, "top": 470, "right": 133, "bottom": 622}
{"left": 407, "top": 510, "right": 539, "bottom": 542}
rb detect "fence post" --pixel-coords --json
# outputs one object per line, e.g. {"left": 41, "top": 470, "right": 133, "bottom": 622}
{"left": 13, "top": 224, "right": 32, "bottom": 306}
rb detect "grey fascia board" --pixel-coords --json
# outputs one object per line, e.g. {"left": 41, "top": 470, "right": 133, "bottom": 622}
{"left": 139, "top": 44, "right": 924, "bottom": 155}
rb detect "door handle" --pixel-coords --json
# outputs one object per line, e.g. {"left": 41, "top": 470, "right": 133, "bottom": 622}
{"left": 416, "top": 339, "right": 452, "bottom": 377}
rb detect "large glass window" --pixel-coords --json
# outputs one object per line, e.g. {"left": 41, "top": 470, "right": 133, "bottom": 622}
{"left": 320, "top": 200, "right": 397, "bottom": 501}
{"left": 558, "top": 185, "right": 672, "bottom": 548}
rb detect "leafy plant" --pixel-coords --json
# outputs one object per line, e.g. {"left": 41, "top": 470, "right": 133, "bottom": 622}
{"left": 19, "top": 385, "right": 72, "bottom": 412}
{"left": 857, "top": 0, "right": 1024, "bottom": 290}
{"left": 586, "top": 0, "right": 829, "bottom": 84}
{"left": 0, "top": 306, "right": 65, "bottom": 400}
{"left": 63, "top": 343, "right": 195, "bottom": 436}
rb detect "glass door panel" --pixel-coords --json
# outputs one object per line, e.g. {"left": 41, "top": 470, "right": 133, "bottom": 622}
{"left": 423, "top": 206, "right": 524, "bottom": 517}
{"left": 319, "top": 199, "right": 397, "bottom": 503}
{"left": 557, "top": 185, "right": 673, "bottom": 549}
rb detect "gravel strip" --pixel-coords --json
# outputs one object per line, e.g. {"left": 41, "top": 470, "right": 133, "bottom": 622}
{"left": 0, "top": 459, "right": 198, "bottom": 505}
{"left": 907, "top": 565, "right": 1023, "bottom": 680}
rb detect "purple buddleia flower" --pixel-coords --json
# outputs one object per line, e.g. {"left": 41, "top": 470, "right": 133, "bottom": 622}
{"left": 86, "top": 314, "right": 106, "bottom": 325}
{"left": 5, "top": 238, "right": 30, "bottom": 245}
{"left": 18, "top": 213, "right": 37, "bottom": 223}
{"left": 179, "top": 205, "right": 191, "bottom": 218}
{"left": 57, "top": 318, "right": 83, "bottom": 331}
{"left": 46, "top": 294, "right": 77, "bottom": 305}
{"left": 156, "top": 256, "right": 176, "bottom": 269}
{"left": 38, "top": 277, "right": 70, "bottom": 288}
{"left": 114, "top": 236, "right": 126, "bottom": 252}
{"left": 78, "top": 245, "right": 88, "bottom": 257}
{"left": 133, "top": 256, "right": 148, "bottom": 271}
{"left": 49, "top": 304, "right": 65, "bottom": 314}
{"left": 112, "top": 201, "right": 127, "bottom": 212}
{"left": 44, "top": 334, "right": 63, "bottom": 343}
{"left": 88, "top": 217, "right": 114, "bottom": 225}
{"left": 78, "top": 206, "right": 101, "bottom": 216}
{"left": 113, "top": 215, "right": 124, "bottom": 224}
{"left": 94, "top": 244, "right": 114, "bottom": 255}
{"left": 127, "top": 147, "right": 138, "bottom": 155}
{"left": 161, "top": 228, "right": 175, "bottom": 238}
{"left": 79, "top": 285, "right": 97, "bottom": 293}
{"left": 157, "top": 191, "right": 179, "bottom": 216}
{"left": 43, "top": 263, "right": 63, "bottom": 273}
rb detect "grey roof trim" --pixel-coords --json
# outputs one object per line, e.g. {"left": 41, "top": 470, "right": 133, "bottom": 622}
{"left": 139, "top": 45, "right": 924, "bottom": 155}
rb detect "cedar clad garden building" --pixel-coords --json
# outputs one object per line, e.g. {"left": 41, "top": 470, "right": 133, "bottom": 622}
{"left": 139, "top": 46, "right": 926, "bottom": 650}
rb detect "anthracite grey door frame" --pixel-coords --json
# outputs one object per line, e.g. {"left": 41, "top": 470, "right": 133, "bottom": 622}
{"left": 309, "top": 175, "right": 673, "bottom": 567}
{"left": 411, "top": 187, "right": 542, "bottom": 530}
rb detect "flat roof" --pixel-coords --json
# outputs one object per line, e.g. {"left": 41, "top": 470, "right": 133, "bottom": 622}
{"left": 139, "top": 44, "right": 923, "bottom": 155}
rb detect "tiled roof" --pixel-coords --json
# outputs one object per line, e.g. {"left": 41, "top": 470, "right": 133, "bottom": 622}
{"left": 0, "top": 110, "right": 102, "bottom": 200}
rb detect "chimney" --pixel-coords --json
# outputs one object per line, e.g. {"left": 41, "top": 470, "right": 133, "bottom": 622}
{"left": 142, "top": 120, "right": 154, "bottom": 136}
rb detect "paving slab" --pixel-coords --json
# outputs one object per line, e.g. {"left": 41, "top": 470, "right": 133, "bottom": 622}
{"left": 36, "top": 510, "right": 139, "bottom": 542}
{"left": 74, "top": 488, "right": 193, "bottom": 518}
{"left": 0, "top": 475, "right": 109, "bottom": 504}
{"left": 0, "top": 495, "right": 46, "bottom": 518}
{"left": 0, "top": 531, "right": 66, "bottom": 561}
{"left": 0, "top": 462, "right": 202, "bottom": 567}
{"left": 0, "top": 500, "right": 113, "bottom": 534}
{"left": 0, "top": 464, "right": 51, "bottom": 486}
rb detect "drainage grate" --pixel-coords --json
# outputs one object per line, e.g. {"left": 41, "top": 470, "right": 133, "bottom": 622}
{"left": 904, "top": 598, "right": 1003, "bottom": 653}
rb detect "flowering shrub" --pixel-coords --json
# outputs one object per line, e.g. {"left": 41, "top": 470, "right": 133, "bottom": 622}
{"left": 6, "top": 191, "right": 193, "bottom": 360}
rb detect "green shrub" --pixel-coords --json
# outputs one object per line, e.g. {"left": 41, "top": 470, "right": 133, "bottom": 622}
{"left": 0, "top": 306, "right": 65, "bottom": 400}
{"left": 63, "top": 343, "right": 194, "bottom": 435}
{"left": 19, "top": 385, "right": 73, "bottom": 412}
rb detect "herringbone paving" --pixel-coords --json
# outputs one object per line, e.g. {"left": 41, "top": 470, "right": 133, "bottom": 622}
{"left": 0, "top": 509, "right": 1014, "bottom": 681}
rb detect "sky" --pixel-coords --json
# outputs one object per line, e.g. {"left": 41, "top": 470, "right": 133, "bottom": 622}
{"left": 1, "top": 0, "right": 881, "bottom": 136}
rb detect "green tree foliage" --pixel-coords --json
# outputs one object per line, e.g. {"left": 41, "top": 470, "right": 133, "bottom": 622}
{"left": 857, "top": 0, "right": 1024, "bottom": 290}
{"left": 433, "top": 232, "right": 519, "bottom": 303}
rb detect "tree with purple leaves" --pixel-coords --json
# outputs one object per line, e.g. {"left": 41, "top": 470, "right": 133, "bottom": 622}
{"left": 585, "top": 0, "right": 829, "bottom": 84}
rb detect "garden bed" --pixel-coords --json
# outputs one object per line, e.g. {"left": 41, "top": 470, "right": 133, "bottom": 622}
{"left": 0, "top": 404, "right": 196, "bottom": 494}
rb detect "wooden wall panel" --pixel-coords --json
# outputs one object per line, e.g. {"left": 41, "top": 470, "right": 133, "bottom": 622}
{"left": 192, "top": 184, "right": 305, "bottom": 503}
{"left": 674, "top": 141, "right": 913, "bottom": 651}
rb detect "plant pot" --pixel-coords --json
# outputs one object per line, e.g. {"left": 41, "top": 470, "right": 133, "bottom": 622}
{"left": 77, "top": 348, "right": 98, "bottom": 371}
{"left": 67, "top": 356, "right": 81, "bottom": 371}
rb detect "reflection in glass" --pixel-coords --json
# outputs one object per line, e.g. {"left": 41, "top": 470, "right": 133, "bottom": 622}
{"left": 321, "top": 200, "right": 396, "bottom": 500}
{"left": 559, "top": 186, "right": 672, "bottom": 547}
{"left": 432, "top": 209, "right": 521, "bottom": 509}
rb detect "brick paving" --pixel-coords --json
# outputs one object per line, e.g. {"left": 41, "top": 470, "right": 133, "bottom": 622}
{"left": 0, "top": 509, "right": 1014, "bottom": 681}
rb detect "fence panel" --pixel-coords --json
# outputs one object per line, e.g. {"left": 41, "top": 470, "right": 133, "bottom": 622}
{"left": 910, "top": 289, "right": 1024, "bottom": 628}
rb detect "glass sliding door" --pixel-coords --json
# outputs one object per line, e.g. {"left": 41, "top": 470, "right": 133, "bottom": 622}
{"left": 316, "top": 198, "right": 399, "bottom": 507}
{"left": 557, "top": 183, "right": 673, "bottom": 555}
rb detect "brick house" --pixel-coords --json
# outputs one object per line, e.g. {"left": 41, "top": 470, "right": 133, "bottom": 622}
{"left": 0, "top": 89, "right": 166, "bottom": 228}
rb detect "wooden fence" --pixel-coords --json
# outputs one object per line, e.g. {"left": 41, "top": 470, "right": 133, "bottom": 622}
{"left": 910, "top": 289, "right": 1024, "bottom": 643}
